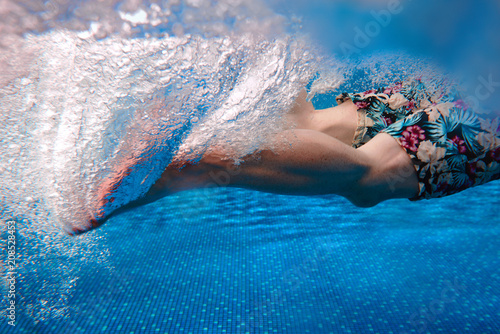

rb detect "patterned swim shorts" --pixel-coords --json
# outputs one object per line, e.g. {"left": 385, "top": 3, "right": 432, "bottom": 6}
{"left": 336, "top": 80, "right": 500, "bottom": 200}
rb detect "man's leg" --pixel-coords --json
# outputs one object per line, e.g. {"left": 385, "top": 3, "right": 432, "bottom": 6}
{"left": 151, "top": 130, "right": 419, "bottom": 207}
{"left": 285, "top": 90, "right": 358, "bottom": 145}
{"left": 76, "top": 129, "right": 418, "bottom": 234}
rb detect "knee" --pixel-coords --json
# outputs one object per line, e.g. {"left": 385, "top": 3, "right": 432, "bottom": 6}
{"left": 343, "top": 174, "right": 387, "bottom": 208}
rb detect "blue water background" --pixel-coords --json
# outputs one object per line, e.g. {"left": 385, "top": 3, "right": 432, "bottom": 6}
{"left": 5, "top": 182, "right": 499, "bottom": 333}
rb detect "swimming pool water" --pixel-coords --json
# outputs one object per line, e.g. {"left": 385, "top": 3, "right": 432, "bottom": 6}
{"left": 1, "top": 0, "right": 500, "bottom": 333}
{"left": 4, "top": 181, "right": 499, "bottom": 333}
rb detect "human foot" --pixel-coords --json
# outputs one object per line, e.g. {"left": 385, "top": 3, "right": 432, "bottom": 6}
{"left": 68, "top": 163, "right": 135, "bottom": 235}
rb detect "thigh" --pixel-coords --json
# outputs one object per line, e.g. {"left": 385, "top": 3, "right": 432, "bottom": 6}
{"left": 286, "top": 90, "right": 358, "bottom": 146}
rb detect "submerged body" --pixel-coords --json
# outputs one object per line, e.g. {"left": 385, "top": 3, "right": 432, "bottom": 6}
{"left": 73, "top": 80, "right": 500, "bottom": 235}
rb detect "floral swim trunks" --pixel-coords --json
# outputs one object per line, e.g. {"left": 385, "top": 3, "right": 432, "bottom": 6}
{"left": 336, "top": 80, "right": 500, "bottom": 200}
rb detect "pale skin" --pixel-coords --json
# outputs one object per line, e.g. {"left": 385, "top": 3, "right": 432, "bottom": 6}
{"left": 73, "top": 90, "right": 419, "bottom": 235}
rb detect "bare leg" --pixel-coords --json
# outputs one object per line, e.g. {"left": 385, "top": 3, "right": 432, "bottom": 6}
{"left": 89, "top": 92, "right": 357, "bottom": 217}
{"left": 75, "top": 94, "right": 418, "bottom": 234}
{"left": 148, "top": 130, "right": 418, "bottom": 207}
{"left": 285, "top": 90, "right": 358, "bottom": 145}
{"left": 145, "top": 95, "right": 416, "bottom": 205}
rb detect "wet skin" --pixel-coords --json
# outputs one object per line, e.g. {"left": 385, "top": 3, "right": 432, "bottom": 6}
{"left": 71, "top": 90, "right": 418, "bottom": 235}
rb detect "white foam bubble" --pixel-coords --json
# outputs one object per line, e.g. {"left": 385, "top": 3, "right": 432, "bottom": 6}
{"left": 0, "top": 24, "right": 318, "bottom": 321}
